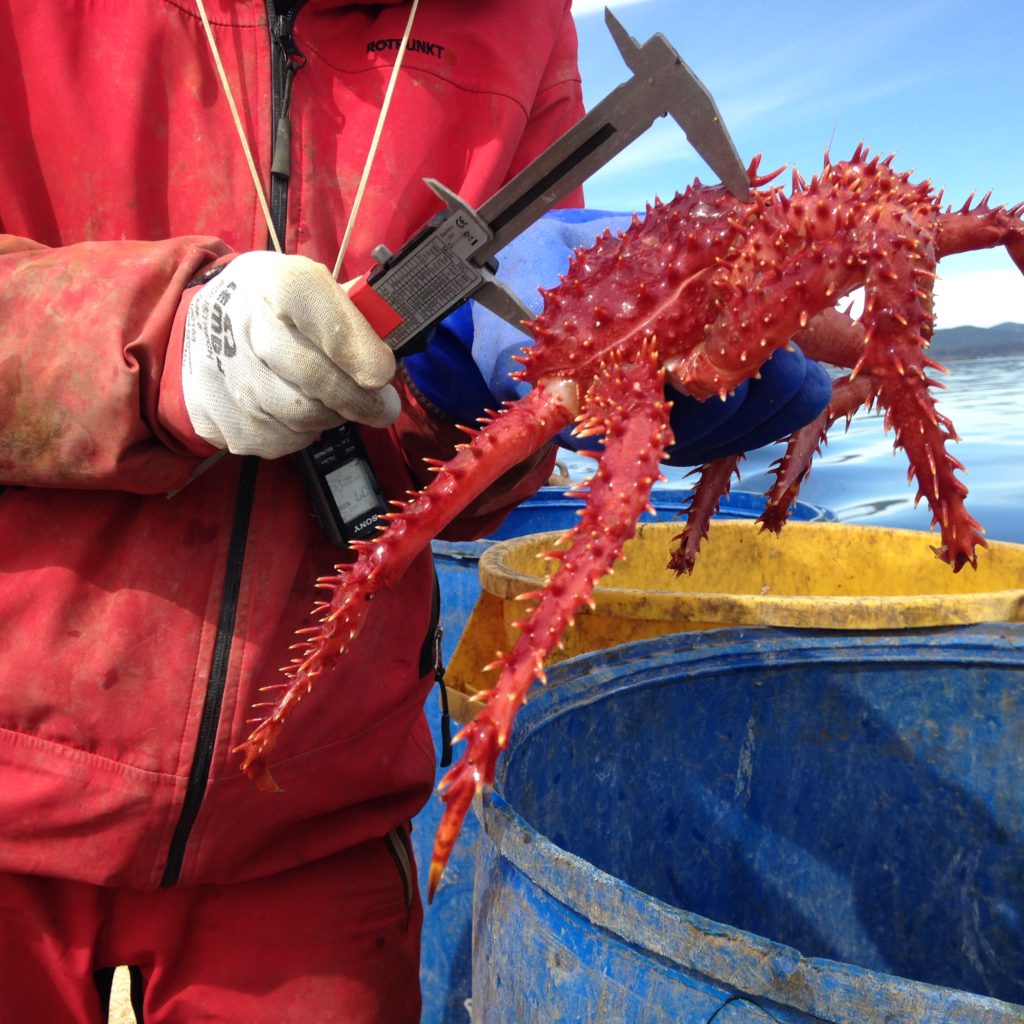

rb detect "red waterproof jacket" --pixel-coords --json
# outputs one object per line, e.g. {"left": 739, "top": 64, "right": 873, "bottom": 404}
{"left": 0, "top": 0, "right": 583, "bottom": 888}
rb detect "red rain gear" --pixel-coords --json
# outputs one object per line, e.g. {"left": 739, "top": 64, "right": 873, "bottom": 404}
{"left": 0, "top": 0, "right": 583, "bottom": 890}
{"left": 0, "top": 835, "right": 423, "bottom": 1023}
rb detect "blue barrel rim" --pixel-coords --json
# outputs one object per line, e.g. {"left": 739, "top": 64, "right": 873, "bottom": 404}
{"left": 433, "top": 487, "right": 834, "bottom": 559}
{"left": 513, "top": 484, "right": 834, "bottom": 521}
{"left": 494, "top": 624, "right": 1024, "bottom": 742}
{"left": 478, "top": 624, "right": 1024, "bottom": 1023}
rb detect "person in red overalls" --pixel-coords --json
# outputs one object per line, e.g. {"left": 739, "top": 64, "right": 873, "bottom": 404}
{"left": 0, "top": 2, "right": 829, "bottom": 1020}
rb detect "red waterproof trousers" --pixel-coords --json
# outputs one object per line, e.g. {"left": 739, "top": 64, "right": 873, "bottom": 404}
{"left": 0, "top": 831, "right": 421, "bottom": 1023}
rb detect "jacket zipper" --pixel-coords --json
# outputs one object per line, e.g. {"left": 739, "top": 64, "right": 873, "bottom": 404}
{"left": 161, "top": 458, "right": 258, "bottom": 886}
{"left": 161, "top": 4, "right": 306, "bottom": 887}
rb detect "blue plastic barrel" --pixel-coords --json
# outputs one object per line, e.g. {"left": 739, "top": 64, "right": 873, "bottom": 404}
{"left": 417, "top": 487, "right": 833, "bottom": 1024}
{"left": 473, "top": 624, "right": 1024, "bottom": 1022}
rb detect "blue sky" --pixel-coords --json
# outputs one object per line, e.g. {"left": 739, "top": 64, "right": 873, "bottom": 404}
{"left": 571, "top": 0, "right": 1024, "bottom": 328}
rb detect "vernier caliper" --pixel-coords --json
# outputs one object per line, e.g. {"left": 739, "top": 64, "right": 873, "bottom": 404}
{"left": 346, "top": 7, "right": 749, "bottom": 350}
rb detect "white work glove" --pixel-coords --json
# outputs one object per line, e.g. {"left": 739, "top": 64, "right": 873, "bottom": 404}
{"left": 182, "top": 251, "right": 400, "bottom": 458}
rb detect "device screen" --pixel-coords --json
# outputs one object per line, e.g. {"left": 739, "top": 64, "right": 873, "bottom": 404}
{"left": 326, "top": 459, "right": 380, "bottom": 523}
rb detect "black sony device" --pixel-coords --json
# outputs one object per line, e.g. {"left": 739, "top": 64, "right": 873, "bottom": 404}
{"left": 294, "top": 425, "right": 390, "bottom": 547}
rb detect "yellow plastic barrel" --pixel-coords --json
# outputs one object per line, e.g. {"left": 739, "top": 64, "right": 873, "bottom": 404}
{"left": 445, "top": 521, "right": 1024, "bottom": 722}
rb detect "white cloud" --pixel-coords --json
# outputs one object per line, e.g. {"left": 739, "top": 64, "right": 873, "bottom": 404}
{"left": 831, "top": 269, "right": 1024, "bottom": 330}
{"left": 572, "top": 0, "right": 650, "bottom": 15}
{"left": 934, "top": 268, "right": 1024, "bottom": 328}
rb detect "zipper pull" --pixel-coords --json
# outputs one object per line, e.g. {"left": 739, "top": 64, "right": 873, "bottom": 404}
{"left": 271, "top": 14, "right": 306, "bottom": 182}
{"left": 271, "top": 60, "right": 297, "bottom": 180}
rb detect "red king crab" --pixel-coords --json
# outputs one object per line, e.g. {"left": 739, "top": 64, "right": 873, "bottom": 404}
{"left": 234, "top": 147, "right": 1024, "bottom": 897}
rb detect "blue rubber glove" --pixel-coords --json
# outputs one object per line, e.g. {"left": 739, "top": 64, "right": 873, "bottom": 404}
{"left": 403, "top": 209, "right": 831, "bottom": 465}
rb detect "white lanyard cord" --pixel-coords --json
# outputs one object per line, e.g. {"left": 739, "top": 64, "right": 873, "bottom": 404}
{"left": 195, "top": 0, "right": 282, "bottom": 253}
{"left": 333, "top": 0, "right": 420, "bottom": 280}
{"left": 194, "top": 0, "right": 421, "bottom": 274}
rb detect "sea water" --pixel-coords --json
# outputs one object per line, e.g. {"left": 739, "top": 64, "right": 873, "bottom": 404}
{"left": 559, "top": 355, "right": 1024, "bottom": 546}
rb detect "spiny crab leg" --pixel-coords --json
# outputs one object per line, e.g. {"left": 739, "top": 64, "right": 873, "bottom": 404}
{"left": 790, "top": 294, "right": 984, "bottom": 568}
{"left": 758, "top": 375, "right": 872, "bottom": 533}
{"left": 233, "top": 380, "right": 578, "bottom": 793}
{"left": 668, "top": 453, "right": 743, "bottom": 575}
{"left": 751, "top": 308, "right": 873, "bottom": 534}
{"left": 428, "top": 342, "right": 673, "bottom": 899}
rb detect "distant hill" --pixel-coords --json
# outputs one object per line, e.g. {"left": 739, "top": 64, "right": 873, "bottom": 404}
{"left": 929, "top": 321, "right": 1024, "bottom": 360}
